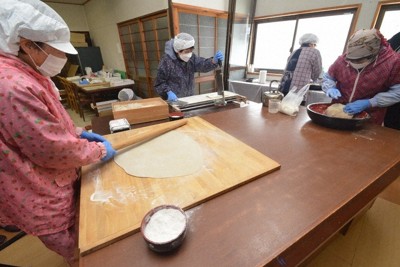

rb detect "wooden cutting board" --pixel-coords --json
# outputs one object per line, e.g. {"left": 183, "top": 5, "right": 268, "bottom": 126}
{"left": 79, "top": 117, "right": 280, "bottom": 255}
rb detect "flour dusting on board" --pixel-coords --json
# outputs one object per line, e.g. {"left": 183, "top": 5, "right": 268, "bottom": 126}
{"left": 113, "top": 102, "right": 155, "bottom": 111}
{"left": 89, "top": 169, "right": 149, "bottom": 205}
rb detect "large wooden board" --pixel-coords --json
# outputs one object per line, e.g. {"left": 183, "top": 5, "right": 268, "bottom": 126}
{"left": 79, "top": 117, "right": 280, "bottom": 255}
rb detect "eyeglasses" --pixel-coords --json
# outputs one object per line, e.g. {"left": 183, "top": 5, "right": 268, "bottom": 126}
{"left": 179, "top": 46, "right": 194, "bottom": 54}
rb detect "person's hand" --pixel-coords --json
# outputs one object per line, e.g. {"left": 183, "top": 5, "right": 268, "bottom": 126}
{"left": 167, "top": 91, "right": 178, "bottom": 101}
{"left": 81, "top": 131, "right": 107, "bottom": 142}
{"left": 101, "top": 140, "right": 116, "bottom": 162}
{"left": 326, "top": 88, "right": 342, "bottom": 99}
{"left": 344, "top": 100, "right": 371, "bottom": 114}
{"left": 213, "top": 51, "right": 224, "bottom": 64}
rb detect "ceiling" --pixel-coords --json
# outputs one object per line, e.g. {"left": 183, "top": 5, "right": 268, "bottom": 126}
{"left": 43, "top": 0, "right": 90, "bottom": 5}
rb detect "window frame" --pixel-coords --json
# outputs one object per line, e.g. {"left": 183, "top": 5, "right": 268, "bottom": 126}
{"left": 117, "top": 4, "right": 229, "bottom": 98}
{"left": 117, "top": 10, "right": 169, "bottom": 98}
{"left": 171, "top": 3, "right": 228, "bottom": 95}
{"left": 372, "top": 1, "right": 400, "bottom": 36}
{"left": 250, "top": 4, "right": 360, "bottom": 75}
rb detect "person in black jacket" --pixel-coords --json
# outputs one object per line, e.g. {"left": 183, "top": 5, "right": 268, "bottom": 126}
{"left": 384, "top": 32, "right": 400, "bottom": 130}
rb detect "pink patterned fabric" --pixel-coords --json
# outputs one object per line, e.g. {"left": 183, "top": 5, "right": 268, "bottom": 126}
{"left": 0, "top": 53, "right": 104, "bottom": 239}
{"left": 328, "top": 41, "right": 400, "bottom": 124}
{"left": 38, "top": 224, "right": 76, "bottom": 264}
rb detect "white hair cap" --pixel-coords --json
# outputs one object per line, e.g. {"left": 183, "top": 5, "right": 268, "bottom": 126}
{"left": 0, "top": 0, "right": 77, "bottom": 55}
{"left": 173, "top": 33, "right": 195, "bottom": 52}
{"left": 299, "top": 33, "right": 319, "bottom": 45}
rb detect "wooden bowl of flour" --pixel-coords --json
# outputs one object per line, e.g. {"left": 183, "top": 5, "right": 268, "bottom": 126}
{"left": 141, "top": 205, "right": 187, "bottom": 253}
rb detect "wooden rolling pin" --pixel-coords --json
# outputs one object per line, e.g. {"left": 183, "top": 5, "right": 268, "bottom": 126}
{"left": 110, "top": 119, "right": 187, "bottom": 151}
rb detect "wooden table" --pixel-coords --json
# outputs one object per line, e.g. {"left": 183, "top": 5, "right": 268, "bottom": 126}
{"left": 79, "top": 103, "right": 400, "bottom": 266}
{"left": 229, "top": 79, "right": 272, "bottom": 103}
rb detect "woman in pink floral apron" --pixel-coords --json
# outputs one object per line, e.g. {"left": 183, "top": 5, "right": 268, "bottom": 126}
{"left": 0, "top": 0, "right": 116, "bottom": 265}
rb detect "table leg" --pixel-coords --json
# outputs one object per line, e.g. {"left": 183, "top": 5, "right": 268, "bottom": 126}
{"left": 91, "top": 95, "right": 98, "bottom": 116}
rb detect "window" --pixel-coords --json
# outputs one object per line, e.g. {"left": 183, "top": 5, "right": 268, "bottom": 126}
{"left": 252, "top": 7, "right": 359, "bottom": 73}
{"left": 118, "top": 11, "right": 169, "bottom": 98}
{"left": 373, "top": 2, "right": 400, "bottom": 40}
{"left": 118, "top": 5, "right": 228, "bottom": 98}
{"left": 172, "top": 4, "right": 228, "bottom": 95}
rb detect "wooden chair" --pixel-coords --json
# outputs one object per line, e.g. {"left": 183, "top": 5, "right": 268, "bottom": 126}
{"left": 58, "top": 76, "right": 78, "bottom": 113}
{"left": 70, "top": 82, "right": 93, "bottom": 121}
{"left": 57, "top": 76, "right": 92, "bottom": 121}
{"left": 58, "top": 89, "right": 68, "bottom": 108}
{"left": 51, "top": 76, "right": 69, "bottom": 108}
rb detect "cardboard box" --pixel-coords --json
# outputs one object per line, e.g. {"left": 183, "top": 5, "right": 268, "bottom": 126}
{"left": 71, "top": 32, "right": 86, "bottom": 43}
{"left": 71, "top": 42, "right": 88, "bottom": 47}
{"left": 67, "top": 64, "right": 79, "bottom": 77}
{"left": 112, "top": 97, "right": 169, "bottom": 124}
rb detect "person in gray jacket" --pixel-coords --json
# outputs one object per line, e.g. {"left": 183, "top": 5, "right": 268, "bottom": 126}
{"left": 154, "top": 33, "right": 223, "bottom": 101}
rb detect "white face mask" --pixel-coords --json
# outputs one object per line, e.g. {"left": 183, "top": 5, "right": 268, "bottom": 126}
{"left": 179, "top": 52, "right": 192, "bottom": 62}
{"left": 28, "top": 43, "right": 67, "bottom": 77}
{"left": 348, "top": 60, "right": 371, "bottom": 70}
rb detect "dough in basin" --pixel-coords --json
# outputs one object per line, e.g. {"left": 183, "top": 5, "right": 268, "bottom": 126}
{"left": 114, "top": 131, "right": 203, "bottom": 178}
{"left": 325, "top": 103, "right": 353, "bottom": 119}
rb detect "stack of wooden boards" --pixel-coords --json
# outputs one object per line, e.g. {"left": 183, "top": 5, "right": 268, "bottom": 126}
{"left": 95, "top": 99, "right": 118, "bottom": 115}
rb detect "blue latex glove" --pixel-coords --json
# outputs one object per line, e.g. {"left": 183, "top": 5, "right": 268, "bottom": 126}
{"left": 326, "top": 88, "right": 342, "bottom": 99}
{"left": 79, "top": 78, "right": 90, "bottom": 85}
{"left": 81, "top": 131, "right": 107, "bottom": 142}
{"left": 101, "top": 140, "right": 116, "bottom": 162}
{"left": 344, "top": 100, "right": 371, "bottom": 114}
{"left": 167, "top": 91, "right": 178, "bottom": 101}
{"left": 214, "top": 51, "right": 224, "bottom": 63}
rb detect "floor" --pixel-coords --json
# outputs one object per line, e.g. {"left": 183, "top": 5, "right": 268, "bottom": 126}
{"left": 306, "top": 196, "right": 400, "bottom": 267}
{"left": 0, "top": 108, "right": 400, "bottom": 267}
{"left": 65, "top": 106, "right": 97, "bottom": 129}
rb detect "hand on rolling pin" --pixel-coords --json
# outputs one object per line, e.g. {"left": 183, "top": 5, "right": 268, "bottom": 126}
{"left": 80, "top": 131, "right": 116, "bottom": 161}
{"left": 101, "top": 140, "right": 116, "bottom": 162}
{"left": 81, "top": 131, "right": 107, "bottom": 142}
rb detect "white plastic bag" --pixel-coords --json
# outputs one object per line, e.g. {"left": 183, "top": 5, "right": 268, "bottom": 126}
{"left": 279, "top": 84, "right": 310, "bottom": 116}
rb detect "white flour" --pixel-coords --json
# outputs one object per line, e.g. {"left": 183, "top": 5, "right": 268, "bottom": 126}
{"left": 144, "top": 208, "right": 186, "bottom": 243}
{"left": 113, "top": 103, "right": 155, "bottom": 111}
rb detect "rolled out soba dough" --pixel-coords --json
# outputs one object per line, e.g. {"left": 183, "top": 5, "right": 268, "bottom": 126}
{"left": 114, "top": 131, "right": 203, "bottom": 178}
{"left": 325, "top": 103, "right": 353, "bottom": 119}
